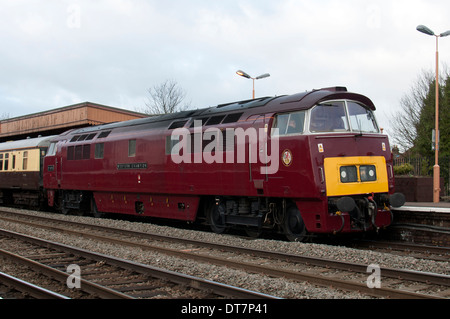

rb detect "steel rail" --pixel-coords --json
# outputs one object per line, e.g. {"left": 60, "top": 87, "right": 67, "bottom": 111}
{"left": 0, "top": 214, "right": 446, "bottom": 299}
{"left": 350, "top": 239, "right": 450, "bottom": 259}
{"left": 0, "top": 271, "right": 70, "bottom": 299}
{"left": 0, "top": 247, "right": 133, "bottom": 299}
{"left": 0, "top": 228, "right": 279, "bottom": 299}
{"left": 1, "top": 210, "right": 448, "bottom": 288}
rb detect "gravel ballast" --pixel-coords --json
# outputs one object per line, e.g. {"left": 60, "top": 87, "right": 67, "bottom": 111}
{"left": 0, "top": 207, "right": 448, "bottom": 299}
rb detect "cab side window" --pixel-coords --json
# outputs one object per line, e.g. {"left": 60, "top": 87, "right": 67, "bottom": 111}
{"left": 310, "top": 102, "right": 349, "bottom": 133}
{"left": 47, "top": 143, "right": 57, "bottom": 156}
{"left": 272, "top": 111, "right": 305, "bottom": 136}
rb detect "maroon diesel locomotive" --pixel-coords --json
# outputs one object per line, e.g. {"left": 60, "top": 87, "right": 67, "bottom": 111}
{"left": 43, "top": 87, "right": 405, "bottom": 241}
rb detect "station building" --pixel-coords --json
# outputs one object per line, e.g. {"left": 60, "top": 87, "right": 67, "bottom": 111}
{"left": 0, "top": 102, "right": 148, "bottom": 143}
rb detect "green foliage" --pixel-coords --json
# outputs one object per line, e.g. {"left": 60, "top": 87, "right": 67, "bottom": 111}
{"left": 413, "top": 75, "right": 450, "bottom": 160}
{"left": 441, "top": 76, "right": 450, "bottom": 156}
{"left": 393, "top": 163, "right": 414, "bottom": 176}
{"left": 407, "top": 74, "right": 450, "bottom": 190}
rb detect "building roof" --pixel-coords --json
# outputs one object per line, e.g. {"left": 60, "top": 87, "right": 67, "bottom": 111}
{"left": 0, "top": 102, "right": 148, "bottom": 142}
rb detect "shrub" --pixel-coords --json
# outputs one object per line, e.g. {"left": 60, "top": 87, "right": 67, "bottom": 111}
{"left": 393, "top": 163, "right": 414, "bottom": 176}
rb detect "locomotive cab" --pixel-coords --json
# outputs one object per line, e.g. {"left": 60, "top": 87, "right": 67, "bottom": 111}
{"left": 279, "top": 99, "right": 405, "bottom": 236}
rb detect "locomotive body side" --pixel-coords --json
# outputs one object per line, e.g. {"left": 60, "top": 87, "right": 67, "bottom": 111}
{"left": 43, "top": 87, "right": 404, "bottom": 240}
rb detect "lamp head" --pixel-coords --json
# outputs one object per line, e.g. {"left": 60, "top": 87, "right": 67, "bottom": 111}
{"left": 236, "top": 70, "right": 251, "bottom": 79}
{"left": 256, "top": 73, "right": 270, "bottom": 80}
{"left": 416, "top": 25, "right": 435, "bottom": 36}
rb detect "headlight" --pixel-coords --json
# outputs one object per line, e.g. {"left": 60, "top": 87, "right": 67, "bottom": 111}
{"left": 360, "top": 165, "right": 377, "bottom": 182}
{"left": 340, "top": 165, "right": 377, "bottom": 183}
{"left": 340, "top": 166, "right": 358, "bottom": 183}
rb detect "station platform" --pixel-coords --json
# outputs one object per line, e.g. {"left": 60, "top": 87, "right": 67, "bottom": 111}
{"left": 396, "top": 202, "right": 450, "bottom": 213}
{"left": 391, "top": 202, "right": 450, "bottom": 233}
{"left": 387, "top": 202, "right": 450, "bottom": 246}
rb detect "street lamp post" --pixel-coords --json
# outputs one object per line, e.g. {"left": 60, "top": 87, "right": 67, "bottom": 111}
{"left": 416, "top": 25, "right": 450, "bottom": 203}
{"left": 236, "top": 70, "right": 270, "bottom": 99}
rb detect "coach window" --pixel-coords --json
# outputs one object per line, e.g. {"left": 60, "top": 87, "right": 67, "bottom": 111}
{"left": 128, "top": 139, "right": 136, "bottom": 157}
{"left": 0, "top": 154, "right": 3, "bottom": 170}
{"left": 272, "top": 111, "right": 305, "bottom": 136}
{"left": 4, "top": 153, "right": 9, "bottom": 170}
{"left": 23, "top": 151, "right": 28, "bottom": 170}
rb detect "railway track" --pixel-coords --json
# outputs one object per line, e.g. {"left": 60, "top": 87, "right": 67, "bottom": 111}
{"left": 0, "top": 208, "right": 449, "bottom": 299}
{"left": 0, "top": 271, "right": 69, "bottom": 299}
{"left": 347, "top": 239, "right": 450, "bottom": 262}
{"left": 0, "top": 227, "right": 277, "bottom": 299}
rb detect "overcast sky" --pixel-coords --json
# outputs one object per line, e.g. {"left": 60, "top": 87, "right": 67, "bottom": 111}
{"left": 1, "top": 0, "right": 450, "bottom": 139}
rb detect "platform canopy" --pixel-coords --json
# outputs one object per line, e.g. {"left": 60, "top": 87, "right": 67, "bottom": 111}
{"left": 0, "top": 102, "right": 148, "bottom": 142}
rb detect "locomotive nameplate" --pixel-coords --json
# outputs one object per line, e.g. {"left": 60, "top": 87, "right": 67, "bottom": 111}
{"left": 117, "top": 163, "right": 148, "bottom": 170}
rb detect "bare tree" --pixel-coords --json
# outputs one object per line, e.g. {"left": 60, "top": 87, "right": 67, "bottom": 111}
{"left": 0, "top": 112, "right": 10, "bottom": 120}
{"left": 141, "top": 79, "right": 191, "bottom": 115}
{"left": 389, "top": 69, "right": 435, "bottom": 152}
{"left": 389, "top": 66, "right": 450, "bottom": 153}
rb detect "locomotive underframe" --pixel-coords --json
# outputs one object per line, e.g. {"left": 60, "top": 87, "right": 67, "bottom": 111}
{"left": 48, "top": 187, "right": 398, "bottom": 242}
{"left": 328, "top": 193, "right": 394, "bottom": 231}
{"left": 208, "top": 192, "right": 396, "bottom": 240}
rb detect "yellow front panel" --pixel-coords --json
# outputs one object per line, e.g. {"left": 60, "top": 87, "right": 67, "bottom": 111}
{"left": 324, "top": 156, "right": 388, "bottom": 196}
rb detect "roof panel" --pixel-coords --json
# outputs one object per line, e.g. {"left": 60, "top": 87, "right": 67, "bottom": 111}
{"left": 0, "top": 135, "right": 56, "bottom": 151}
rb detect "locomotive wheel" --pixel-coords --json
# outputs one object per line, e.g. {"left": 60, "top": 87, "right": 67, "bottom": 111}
{"left": 283, "top": 205, "right": 307, "bottom": 242}
{"left": 91, "top": 197, "right": 104, "bottom": 218}
{"left": 73, "top": 209, "right": 85, "bottom": 216}
{"left": 245, "top": 227, "right": 263, "bottom": 238}
{"left": 207, "top": 201, "right": 227, "bottom": 234}
{"left": 61, "top": 207, "right": 70, "bottom": 215}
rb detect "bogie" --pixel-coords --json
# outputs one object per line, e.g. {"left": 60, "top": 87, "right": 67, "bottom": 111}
{"left": 204, "top": 197, "right": 308, "bottom": 241}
